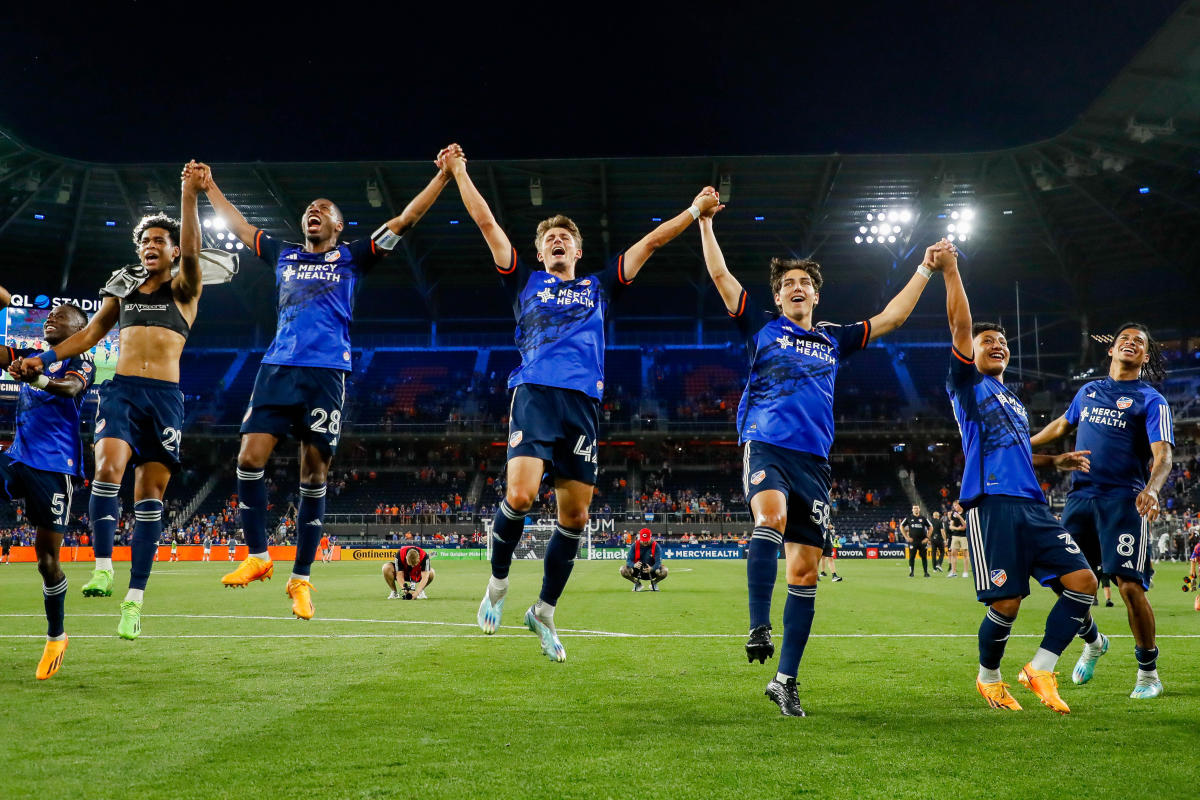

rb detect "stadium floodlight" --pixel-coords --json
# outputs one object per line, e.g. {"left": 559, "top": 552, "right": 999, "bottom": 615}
{"left": 213, "top": 218, "right": 226, "bottom": 231}
{"left": 217, "top": 232, "right": 226, "bottom": 240}
{"left": 899, "top": 209, "right": 912, "bottom": 223}
{"left": 529, "top": 178, "right": 543, "bottom": 207}
{"left": 224, "top": 242, "right": 233, "bottom": 250}
{"left": 859, "top": 226, "right": 867, "bottom": 234}
{"left": 865, "top": 213, "right": 874, "bottom": 221}
{"left": 854, "top": 236, "right": 863, "bottom": 244}
{"left": 855, "top": 207, "right": 912, "bottom": 244}
{"left": 887, "top": 235, "right": 896, "bottom": 243}
{"left": 866, "top": 236, "right": 874, "bottom": 243}
{"left": 235, "top": 242, "right": 244, "bottom": 250}
{"left": 202, "top": 219, "right": 211, "bottom": 229}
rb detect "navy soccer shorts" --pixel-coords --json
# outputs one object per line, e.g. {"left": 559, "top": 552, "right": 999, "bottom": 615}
{"left": 95, "top": 374, "right": 185, "bottom": 472}
{"left": 0, "top": 452, "right": 74, "bottom": 533}
{"left": 506, "top": 383, "right": 600, "bottom": 485}
{"left": 241, "top": 364, "right": 346, "bottom": 457}
{"left": 965, "top": 496, "right": 1092, "bottom": 602}
{"left": 1061, "top": 494, "right": 1153, "bottom": 590}
{"left": 742, "top": 440, "right": 831, "bottom": 548}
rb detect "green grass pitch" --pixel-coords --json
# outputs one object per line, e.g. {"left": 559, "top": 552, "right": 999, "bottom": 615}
{"left": 1, "top": 557, "right": 1197, "bottom": 799}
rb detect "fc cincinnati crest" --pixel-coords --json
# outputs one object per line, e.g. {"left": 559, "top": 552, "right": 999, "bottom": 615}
{"left": 989, "top": 569, "right": 1007, "bottom": 587}
{"left": 509, "top": 431, "right": 523, "bottom": 448}
{"left": 324, "top": 250, "right": 341, "bottom": 262}
{"left": 48, "top": 361, "right": 62, "bottom": 373}
{"left": 95, "top": 419, "right": 107, "bottom": 433}
{"left": 750, "top": 470, "right": 766, "bottom": 486}
{"left": 596, "top": 380, "right": 604, "bottom": 392}
{"left": 579, "top": 278, "right": 591, "bottom": 286}
{"left": 1116, "top": 396, "right": 1133, "bottom": 410}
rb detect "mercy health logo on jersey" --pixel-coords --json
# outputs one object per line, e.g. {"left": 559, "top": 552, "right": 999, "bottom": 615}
{"left": 774, "top": 332, "right": 836, "bottom": 365}
{"left": 281, "top": 263, "right": 342, "bottom": 283}
{"left": 990, "top": 569, "right": 1008, "bottom": 587}
{"left": 1080, "top": 404, "right": 1127, "bottom": 429}
{"left": 536, "top": 284, "right": 596, "bottom": 308}
{"left": 1116, "top": 396, "right": 1133, "bottom": 410}
{"left": 7, "top": 293, "right": 103, "bottom": 313}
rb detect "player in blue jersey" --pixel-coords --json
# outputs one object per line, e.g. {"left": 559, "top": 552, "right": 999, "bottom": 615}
{"left": 1030, "top": 323, "right": 1173, "bottom": 699}
{"left": 196, "top": 149, "right": 454, "bottom": 619}
{"left": 699, "top": 205, "right": 948, "bottom": 717}
{"left": 442, "top": 144, "right": 718, "bottom": 661}
{"left": 940, "top": 248, "right": 1097, "bottom": 714}
{"left": 0, "top": 289, "right": 95, "bottom": 678}
{"left": 15, "top": 165, "right": 207, "bottom": 641}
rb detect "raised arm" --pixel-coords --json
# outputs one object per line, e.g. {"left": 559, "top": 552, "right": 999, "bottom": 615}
{"left": 443, "top": 145, "right": 512, "bottom": 266}
{"left": 14, "top": 297, "right": 119, "bottom": 377}
{"left": 376, "top": 149, "right": 454, "bottom": 241}
{"left": 867, "top": 241, "right": 947, "bottom": 341}
{"left": 196, "top": 164, "right": 257, "bottom": 248}
{"left": 622, "top": 187, "right": 720, "bottom": 280}
{"left": 697, "top": 205, "right": 744, "bottom": 314}
{"left": 175, "top": 160, "right": 205, "bottom": 303}
{"left": 1029, "top": 415, "right": 1075, "bottom": 448}
{"left": 941, "top": 247, "right": 974, "bottom": 356}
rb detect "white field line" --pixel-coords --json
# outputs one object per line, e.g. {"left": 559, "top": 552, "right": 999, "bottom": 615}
{"left": 0, "top": 613, "right": 1198, "bottom": 639}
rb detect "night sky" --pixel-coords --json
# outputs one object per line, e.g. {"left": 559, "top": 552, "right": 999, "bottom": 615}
{"left": 0, "top": 3, "right": 1183, "bottom": 163}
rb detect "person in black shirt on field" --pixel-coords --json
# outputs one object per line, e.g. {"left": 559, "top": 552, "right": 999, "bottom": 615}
{"left": 929, "top": 511, "right": 947, "bottom": 573}
{"left": 901, "top": 505, "right": 932, "bottom": 577}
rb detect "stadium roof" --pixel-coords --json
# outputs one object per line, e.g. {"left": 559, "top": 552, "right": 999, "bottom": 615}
{"left": 1, "top": 2, "right": 1198, "bottom": 348}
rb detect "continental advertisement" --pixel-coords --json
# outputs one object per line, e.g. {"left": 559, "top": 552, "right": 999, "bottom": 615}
{"left": 342, "top": 548, "right": 486, "bottom": 561}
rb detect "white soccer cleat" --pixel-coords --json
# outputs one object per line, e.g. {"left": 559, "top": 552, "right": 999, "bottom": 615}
{"left": 477, "top": 590, "right": 504, "bottom": 634}
{"left": 416, "top": 590, "right": 427, "bottom": 600}
{"left": 1071, "top": 632, "right": 1108, "bottom": 685}
{"left": 525, "top": 605, "right": 566, "bottom": 662}
{"left": 1130, "top": 674, "right": 1163, "bottom": 700}
{"left": 387, "top": 590, "right": 400, "bottom": 600}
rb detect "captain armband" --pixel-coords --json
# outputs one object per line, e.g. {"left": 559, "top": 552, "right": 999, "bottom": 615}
{"left": 372, "top": 224, "right": 403, "bottom": 251}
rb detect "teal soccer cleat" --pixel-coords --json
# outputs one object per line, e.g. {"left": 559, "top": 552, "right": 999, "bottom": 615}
{"left": 524, "top": 605, "right": 566, "bottom": 662}
{"left": 1071, "top": 632, "right": 1108, "bottom": 685}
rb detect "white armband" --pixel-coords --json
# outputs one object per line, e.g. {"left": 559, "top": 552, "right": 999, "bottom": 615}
{"left": 687, "top": 205, "right": 701, "bottom": 221}
{"left": 33, "top": 375, "right": 50, "bottom": 389}
{"left": 916, "top": 265, "right": 934, "bottom": 279}
{"left": 372, "top": 224, "right": 403, "bottom": 251}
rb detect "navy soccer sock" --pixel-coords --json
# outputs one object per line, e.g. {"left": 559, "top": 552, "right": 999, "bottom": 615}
{"left": 1040, "top": 588, "right": 1094, "bottom": 656}
{"left": 777, "top": 585, "right": 816, "bottom": 680}
{"left": 747, "top": 527, "right": 782, "bottom": 629}
{"left": 291, "top": 483, "right": 326, "bottom": 578}
{"left": 43, "top": 576, "right": 67, "bottom": 638}
{"left": 236, "top": 467, "right": 268, "bottom": 554}
{"left": 128, "top": 499, "right": 163, "bottom": 592}
{"left": 489, "top": 500, "right": 526, "bottom": 580}
{"left": 978, "top": 606, "right": 1015, "bottom": 670}
{"left": 1135, "top": 645, "right": 1159, "bottom": 673}
{"left": 89, "top": 481, "right": 121, "bottom": 560}
{"left": 1077, "top": 616, "right": 1100, "bottom": 645}
{"left": 539, "top": 524, "right": 584, "bottom": 606}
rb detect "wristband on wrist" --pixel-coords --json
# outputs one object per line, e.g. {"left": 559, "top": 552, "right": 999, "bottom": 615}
{"left": 32, "top": 375, "right": 50, "bottom": 389}
{"left": 687, "top": 205, "right": 701, "bottom": 220}
{"left": 916, "top": 265, "right": 934, "bottom": 279}
{"left": 39, "top": 348, "right": 58, "bottom": 365}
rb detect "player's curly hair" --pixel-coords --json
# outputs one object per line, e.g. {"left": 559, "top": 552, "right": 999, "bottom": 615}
{"left": 768, "top": 258, "right": 823, "bottom": 298}
{"left": 534, "top": 215, "right": 582, "bottom": 252}
{"left": 132, "top": 213, "right": 181, "bottom": 250}
{"left": 1111, "top": 321, "right": 1167, "bottom": 383}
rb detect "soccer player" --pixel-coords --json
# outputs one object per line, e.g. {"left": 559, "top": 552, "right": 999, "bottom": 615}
{"left": 227, "top": 535, "right": 237, "bottom": 561}
{"left": 699, "top": 207, "right": 947, "bottom": 717}
{"left": 818, "top": 528, "right": 841, "bottom": 582}
{"left": 0, "top": 291, "right": 95, "bottom": 678}
{"left": 443, "top": 145, "right": 718, "bottom": 662}
{"left": 202, "top": 533, "right": 212, "bottom": 562}
{"left": 929, "top": 511, "right": 947, "bottom": 572}
{"left": 1030, "top": 322, "right": 1174, "bottom": 699}
{"left": 901, "top": 505, "right": 932, "bottom": 578}
{"left": 940, "top": 246, "right": 1097, "bottom": 714}
{"left": 197, "top": 149, "right": 454, "bottom": 619}
{"left": 621, "top": 528, "right": 668, "bottom": 591}
{"left": 169, "top": 533, "right": 179, "bottom": 562}
{"left": 383, "top": 545, "right": 434, "bottom": 599}
{"left": 15, "top": 164, "right": 206, "bottom": 640}
{"left": 945, "top": 502, "right": 968, "bottom": 578}
{"left": 0, "top": 530, "right": 11, "bottom": 564}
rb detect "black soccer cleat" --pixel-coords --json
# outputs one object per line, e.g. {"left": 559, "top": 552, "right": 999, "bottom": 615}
{"left": 765, "top": 677, "right": 806, "bottom": 717}
{"left": 745, "top": 624, "right": 774, "bottom": 664}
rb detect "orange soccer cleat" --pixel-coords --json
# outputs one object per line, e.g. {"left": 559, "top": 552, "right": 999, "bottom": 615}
{"left": 286, "top": 578, "right": 315, "bottom": 620}
{"left": 36, "top": 637, "right": 68, "bottom": 680}
{"left": 1018, "top": 663, "right": 1070, "bottom": 714}
{"left": 221, "top": 556, "right": 274, "bottom": 587}
{"left": 976, "top": 678, "right": 1022, "bottom": 710}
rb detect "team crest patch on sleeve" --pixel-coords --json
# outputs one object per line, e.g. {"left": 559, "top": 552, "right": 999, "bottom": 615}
{"left": 324, "top": 250, "right": 341, "bottom": 262}
{"left": 95, "top": 419, "right": 106, "bottom": 433}
{"left": 596, "top": 380, "right": 604, "bottom": 393}
{"left": 343, "top": 351, "right": 351, "bottom": 361}
{"left": 1116, "top": 396, "right": 1133, "bottom": 410}
{"left": 750, "top": 470, "right": 767, "bottom": 486}
{"left": 509, "top": 431, "right": 523, "bottom": 447}
{"left": 48, "top": 361, "right": 62, "bottom": 373}
{"left": 83, "top": 363, "right": 93, "bottom": 373}
{"left": 989, "top": 569, "right": 1007, "bottom": 587}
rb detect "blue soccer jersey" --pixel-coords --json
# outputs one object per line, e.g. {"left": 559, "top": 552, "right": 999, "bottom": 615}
{"left": 4, "top": 347, "right": 94, "bottom": 477}
{"left": 1064, "top": 377, "right": 1173, "bottom": 498}
{"left": 729, "top": 290, "right": 870, "bottom": 459}
{"left": 499, "top": 247, "right": 630, "bottom": 400}
{"left": 947, "top": 347, "right": 1044, "bottom": 506}
{"left": 253, "top": 231, "right": 383, "bottom": 371}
